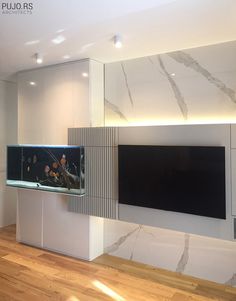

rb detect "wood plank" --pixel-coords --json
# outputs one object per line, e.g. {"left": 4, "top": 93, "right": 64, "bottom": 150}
{"left": 0, "top": 225, "right": 235, "bottom": 301}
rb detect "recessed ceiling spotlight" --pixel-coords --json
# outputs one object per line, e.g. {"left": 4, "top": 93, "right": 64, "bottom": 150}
{"left": 171, "top": 73, "right": 176, "bottom": 77}
{"left": 52, "top": 35, "right": 66, "bottom": 45}
{"left": 29, "top": 81, "right": 36, "bottom": 86}
{"left": 63, "top": 55, "right": 70, "bottom": 59}
{"left": 114, "top": 34, "right": 122, "bottom": 48}
{"left": 56, "top": 29, "right": 65, "bottom": 33}
{"left": 25, "top": 40, "right": 40, "bottom": 46}
{"left": 34, "top": 53, "right": 43, "bottom": 64}
{"left": 82, "top": 72, "right": 89, "bottom": 78}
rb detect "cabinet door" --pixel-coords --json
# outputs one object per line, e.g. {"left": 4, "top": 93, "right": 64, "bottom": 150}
{"left": 17, "top": 190, "right": 43, "bottom": 247}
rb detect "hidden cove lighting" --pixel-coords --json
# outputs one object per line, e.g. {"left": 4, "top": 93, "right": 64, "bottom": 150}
{"left": 114, "top": 34, "right": 122, "bottom": 48}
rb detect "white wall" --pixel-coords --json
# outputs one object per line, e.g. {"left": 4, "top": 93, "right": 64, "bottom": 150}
{"left": 0, "top": 80, "right": 17, "bottom": 227}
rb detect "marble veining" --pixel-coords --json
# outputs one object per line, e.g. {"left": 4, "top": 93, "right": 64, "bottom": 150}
{"left": 225, "top": 273, "right": 236, "bottom": 286}
{"left": 148, "top": 55, "right": 188, "bottom": 120}
{"left": 105, "top": 40, "right": 236, "bottom": 126}
{"left": 104, "top": 41, "right": 236, "bottom": 285}
{"left": 176, "top": 233, "right": 190, "bottom": 273}
{"left": 105, "top": 99, "right": 128, "bottom": 122}
{"left": 104, "top": 219, "right": 236, "bottom": 287}
{"left": 104, "top": 224, "right": 140, "bottom": 254}
{"left": 130, "top": 225, "right": 142, "bottom": 260}
{"left": 157, "top": 55, "right": 188, "bottom": 119}
{"left": 168, "top": 50, "right": 236, "bottom": 104}
{"left": 120, "top": 62, "right": 134, "bottom": 107}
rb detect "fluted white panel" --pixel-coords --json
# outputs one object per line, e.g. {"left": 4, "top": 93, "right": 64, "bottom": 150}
{"left": 69, "top": 127, "right": 118, "bottom": 146}
{"left": 68, "top": 196, "right": 118, "bottom": 219}
{"left": 68, "top": 127, "right": 118, "bottom": 219}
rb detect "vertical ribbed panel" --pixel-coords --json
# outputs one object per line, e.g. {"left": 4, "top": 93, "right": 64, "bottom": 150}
{"left": 68, "top": 127, "right": 118, "bottom": 219}
{"left": 68, "top": 127, "right": 118, "bottom": 146}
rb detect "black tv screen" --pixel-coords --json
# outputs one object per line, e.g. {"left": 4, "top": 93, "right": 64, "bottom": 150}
{"left": 118, "top": 145, "right": 226, "bottom": 219}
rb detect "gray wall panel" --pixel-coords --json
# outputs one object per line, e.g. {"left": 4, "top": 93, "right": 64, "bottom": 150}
{"left": 68, "top": 127, "right": 118, "bottom": 219}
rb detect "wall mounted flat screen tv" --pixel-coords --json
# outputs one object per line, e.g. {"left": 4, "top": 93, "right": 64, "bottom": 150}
{"left": 118, "top": 145, "right": 226, "bottom": 219}
{"left": 7, "top": 145, "right": 85, "bottom": 196}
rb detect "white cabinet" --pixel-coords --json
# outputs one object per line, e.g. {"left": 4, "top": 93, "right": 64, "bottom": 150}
{"left": 17, "top": 190, "right": 43, "bottom": 247}
{"left": 17, "top": 59, "right": 104, "bottom": 260}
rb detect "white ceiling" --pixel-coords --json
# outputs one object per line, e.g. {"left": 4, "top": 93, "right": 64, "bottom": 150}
{"left": 1, "top": 0, "right": 236, "bottom": 80}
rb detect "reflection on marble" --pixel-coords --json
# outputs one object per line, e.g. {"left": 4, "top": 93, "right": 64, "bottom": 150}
{"left": 104, "top": 219, "right": 236, "bottom": 286}
{"left": 105, "top": 99, "right": 128, "bottom": 122}
{"left": 158, "top": 55, "right": 188, "bottom": 119}
{"left": 168, "top": 51, "right": 236, "bottom": 104}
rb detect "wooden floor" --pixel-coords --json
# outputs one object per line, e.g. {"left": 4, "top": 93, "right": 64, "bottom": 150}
{"left": 0, "top": 225, "right": 235, "bottom": 301}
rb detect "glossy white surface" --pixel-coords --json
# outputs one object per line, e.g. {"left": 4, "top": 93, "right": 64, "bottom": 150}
{"left": 105, "top": 40, "right": 236, "bottom": 125}
{"left": 42, "top": 192, "right": 90, "bottom": 260}
{"left": 17, "top": 60, "right": 104, "bottom": 260}
{"left": 104, "top": 218, "right": 236, "bottom": 286}
{"left": 17, "top": 189, "right": 43, "bottom": 247}
{"left": 18, "top": 60, "right": 90, "bottom": 145}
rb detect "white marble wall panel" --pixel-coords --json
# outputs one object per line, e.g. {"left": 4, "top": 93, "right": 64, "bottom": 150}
{"left": 185, "top": 235, "right": 236, "bottom": 286}
{"left": 105, "top": 40, "right": 236, "bottom": 126}
{"left": 104, "top": 218, "right": 236, "bottom": 286}
{"left": 104, "top": 41, "right": 236, "bottom": 286}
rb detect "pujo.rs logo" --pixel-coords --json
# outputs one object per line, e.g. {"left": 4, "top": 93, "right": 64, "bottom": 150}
{"left": 1, "top": 2, "right": 34, "bottom": 14}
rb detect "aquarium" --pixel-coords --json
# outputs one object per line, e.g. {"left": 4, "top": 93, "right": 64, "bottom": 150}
{"left": 7, "top": 145, "right": 85, "bottom": 196}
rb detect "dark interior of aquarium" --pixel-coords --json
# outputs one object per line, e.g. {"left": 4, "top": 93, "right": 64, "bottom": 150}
{"left": 7, "top": 145, "right": 84, "bottom": 195}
